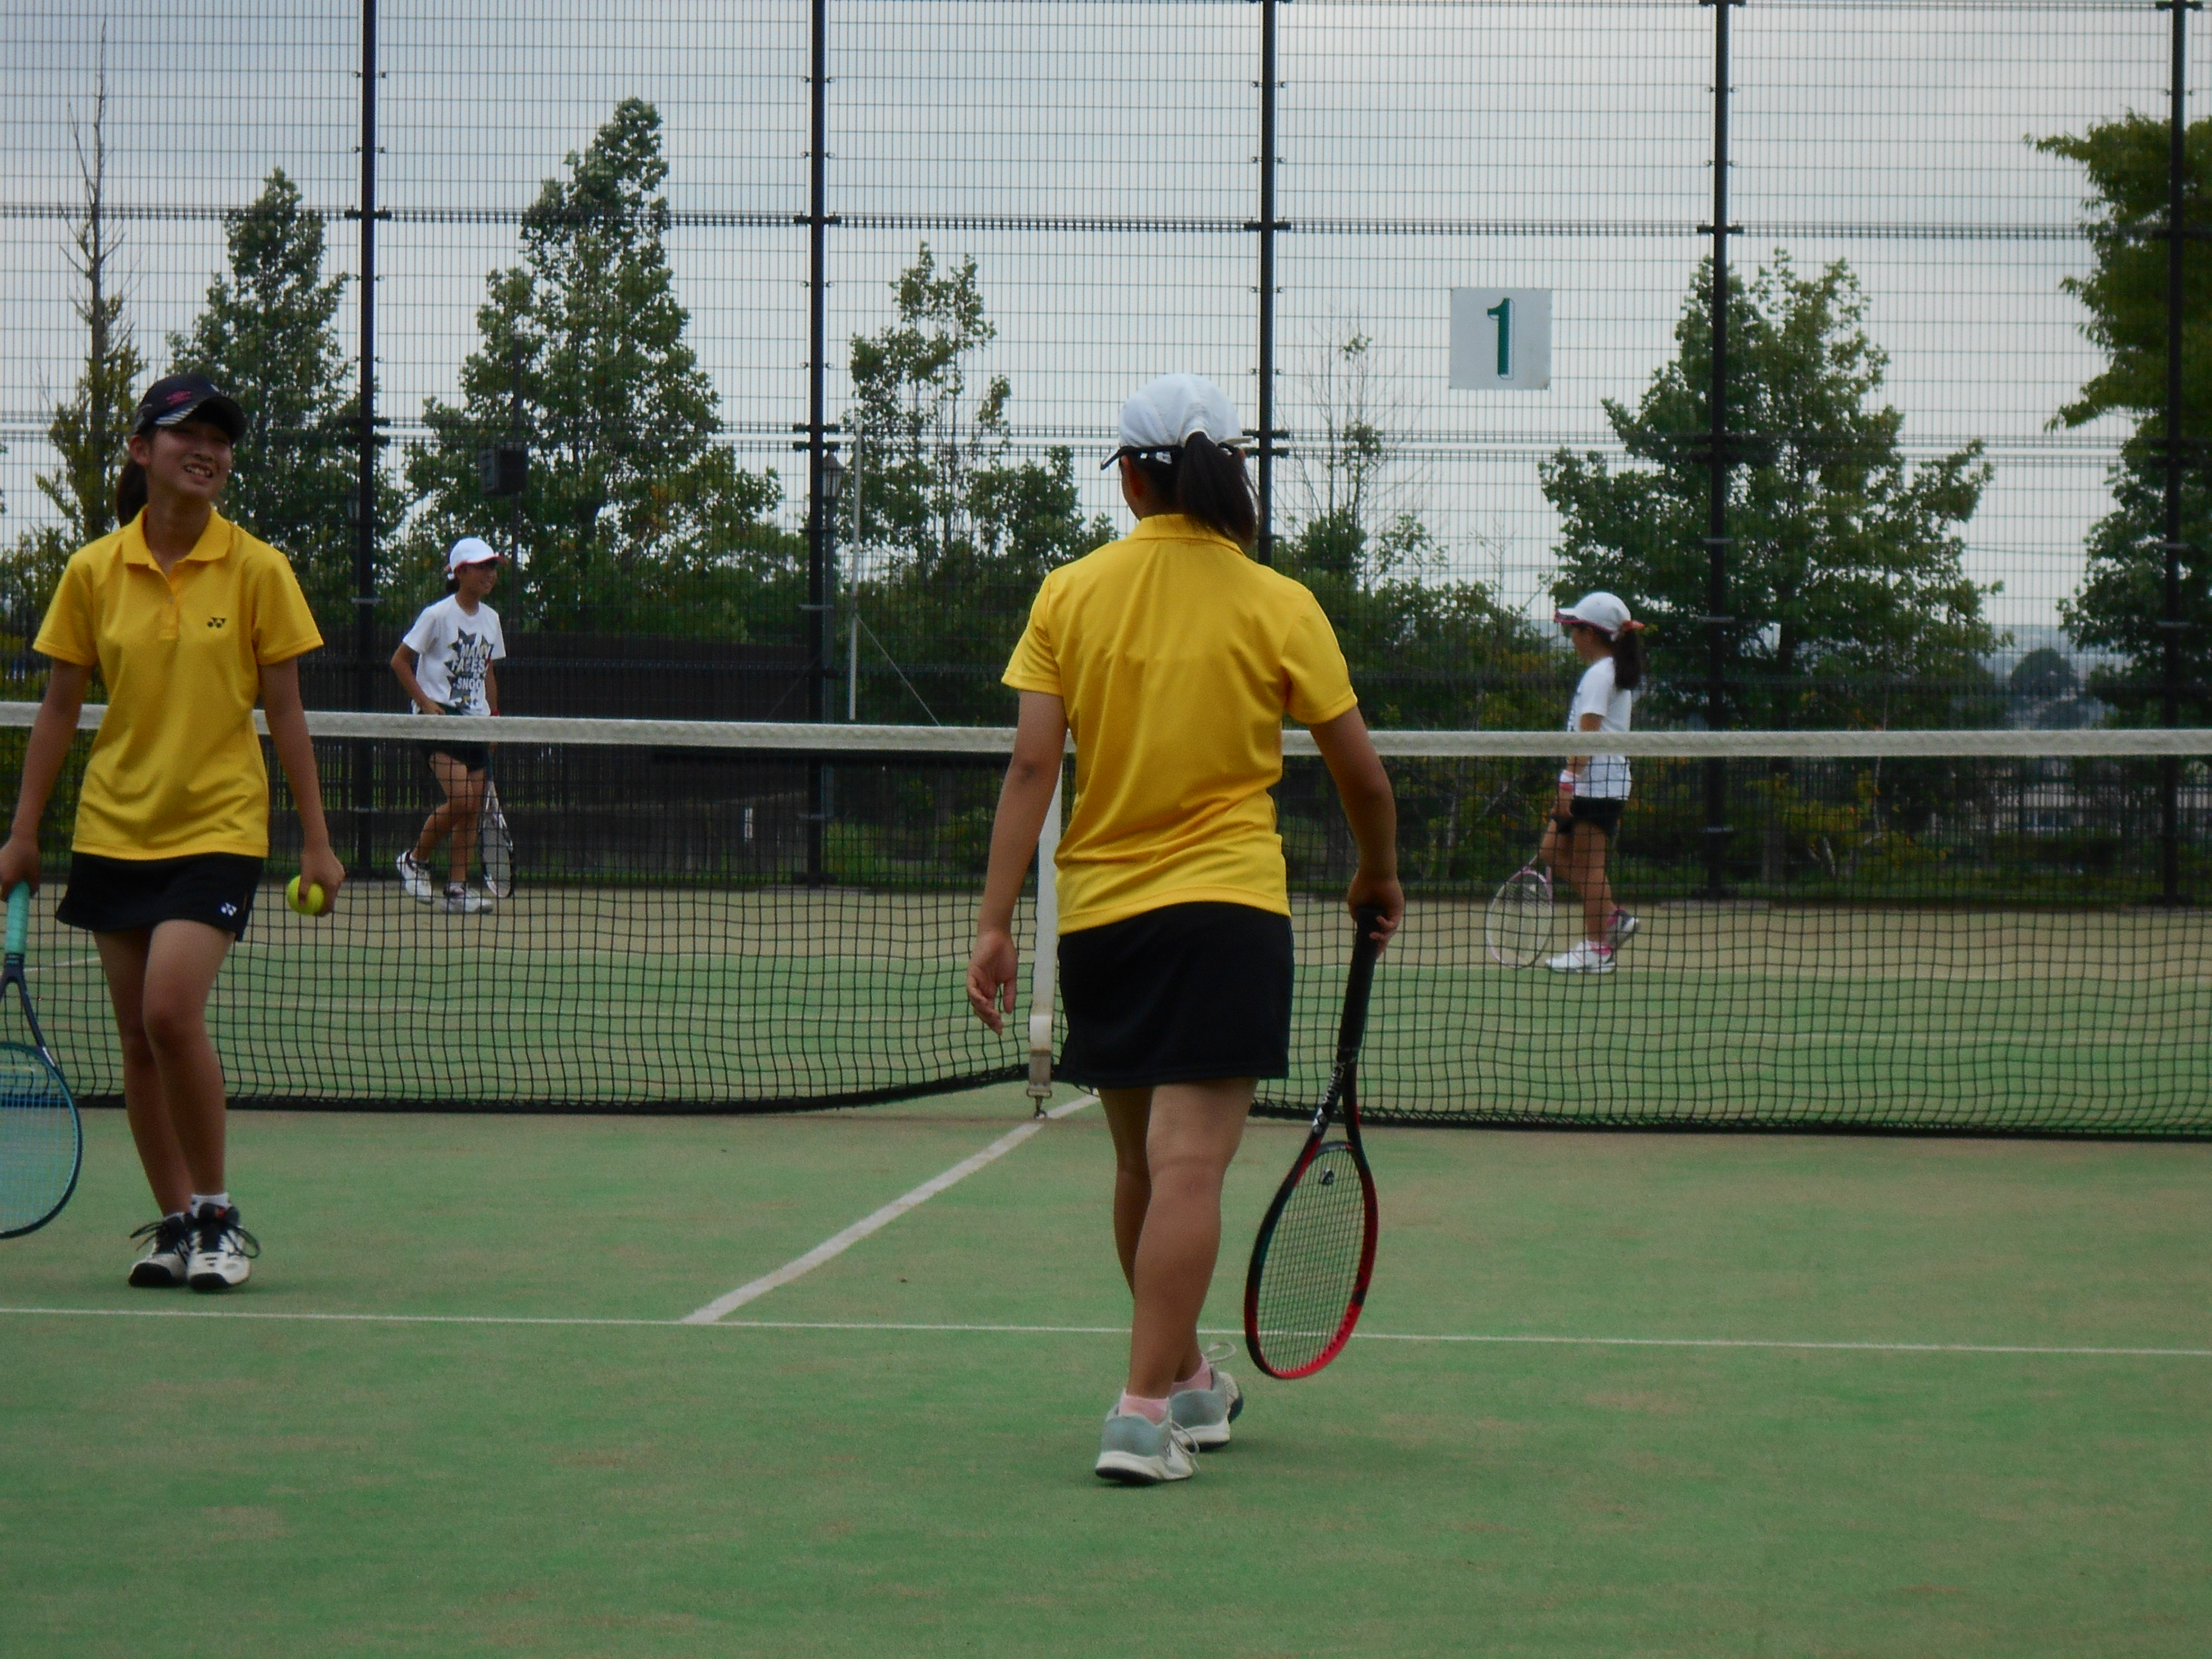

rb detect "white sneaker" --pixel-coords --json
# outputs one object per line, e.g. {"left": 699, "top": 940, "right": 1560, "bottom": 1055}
{"left": 127, "top": 1213, "right": 193, "bottom": 1288}
{"left": 396, "top": 852, "right": 436, "bottom": 903}
{"left": 1544, "top": 940, "right": 1616, "bottom": 975}
{"left": 185, "top": 1206, "right": 259, "bottom": 1292}
{"left": 1607, "top": 908, "right": 1640, "bottom": 950}
{"left": 441, "top": 883, "right": 490, "bottom": 915}
{"left": 1095, "top": 1411, "right": 1199, "bottom": 1485}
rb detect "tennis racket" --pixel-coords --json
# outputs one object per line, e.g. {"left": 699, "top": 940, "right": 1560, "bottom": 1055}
{"left": 480, "top": 780, "right": 514, "bottom": 900}
{"left": 1484, "top": 858, "right": 1553, "bottom": 968}
{"left": 1243, "top": 903, "right": 1387, "bottom": 1381}
{"left": 1, "top": 883, "right": 82, "bottom": 1239}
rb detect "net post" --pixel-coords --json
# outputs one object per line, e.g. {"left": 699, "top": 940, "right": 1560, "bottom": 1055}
{"left": 1700, "top": 0, "right": 1740, "bottom": 900}
{"left": 350, "top": 0, "right": 380, "bottom": 877}
{"left": 804, "top": 0, "right": 830, "bottom": 887}
{"left": 2160, "top": 0, "right": 2192, "bottom": 906}
{"left": 1025, "top": 765, "right": 1063, "bottom": 1114}
{"left": 1254, "top": 0, "right": 1278, "bottom": 567}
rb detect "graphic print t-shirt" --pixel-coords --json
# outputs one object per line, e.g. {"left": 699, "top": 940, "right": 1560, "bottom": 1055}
{"left": 1568, "top": 655, "right": 1634, "bottom": 799}
{"left": 402, "top": 595, "right": 506, "bottom": 716}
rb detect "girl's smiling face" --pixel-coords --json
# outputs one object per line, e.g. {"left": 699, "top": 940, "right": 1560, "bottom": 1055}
{"left": 130, "top": 420, "right": 234, "bottom": 507}
{"left": 455, "top": 559, "right": 501, "bottom": 602}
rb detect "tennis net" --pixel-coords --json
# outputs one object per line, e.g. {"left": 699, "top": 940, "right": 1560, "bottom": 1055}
{"left": 4, "top": 705, "right": 2208, "bottom": 1136}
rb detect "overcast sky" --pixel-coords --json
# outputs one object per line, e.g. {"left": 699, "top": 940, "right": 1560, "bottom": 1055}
{"left": 3, "top": 0, "right": 2202, "bottom": 643}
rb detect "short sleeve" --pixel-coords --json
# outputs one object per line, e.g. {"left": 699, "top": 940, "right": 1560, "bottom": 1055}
{"left": 31, "top": 555, "right": 99, "bottom": 667}
{"left": 1002, "top": 577, "right": 1063, "bottom": 697}
{"left": 1282, "top": 586, "right": 1358, "bottom": 728}
{"left": 487, "top": 612, "right": 507, "bottom": 661}
{"left": 402, "top": 605, "right": 440, "bottom": 656}
{"left": 249, "top": 550, "right": 324, "bottom": 665}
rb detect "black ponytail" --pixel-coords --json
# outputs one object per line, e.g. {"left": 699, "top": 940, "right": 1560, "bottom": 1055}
{"left": 115, "top": 459, "right": 147, "bottom": 529}
{"left": 1610, "top": 625, "right": 1646, "bottom": 692}
{"left": 1129, "top": 431, "right": 1258, "bottom": 548}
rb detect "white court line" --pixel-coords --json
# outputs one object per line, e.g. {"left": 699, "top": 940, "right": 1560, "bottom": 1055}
{"left": 2, "top": 1304, "right": 2206, "bottom": 1358}
{"left": 678, "top": 1094, "right": 1097, "bottom": 1325}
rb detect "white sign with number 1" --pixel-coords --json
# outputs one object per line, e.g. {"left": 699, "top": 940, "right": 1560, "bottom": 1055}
{"left": 1449, "top": 288, "right": 1551, "bottom": 390}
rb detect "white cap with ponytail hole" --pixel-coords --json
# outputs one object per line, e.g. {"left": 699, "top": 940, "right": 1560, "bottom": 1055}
{"left": 1105, "top": 373, "right": 1244, "bottom": 468}
{"left": 1554, "top": 590, "right": 1635, "bottom": 638}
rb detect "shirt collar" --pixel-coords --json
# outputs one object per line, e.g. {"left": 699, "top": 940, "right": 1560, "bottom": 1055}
{"left": 121, "top": 509, "right": 235, "bottom": 570}
{"left": 1127, "top": 513, "right": 1245, "bottom": 556}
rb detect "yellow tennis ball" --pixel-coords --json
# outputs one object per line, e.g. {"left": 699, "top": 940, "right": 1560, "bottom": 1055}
{"left": 285, "top": 875, "right": 329, "bottom": 917}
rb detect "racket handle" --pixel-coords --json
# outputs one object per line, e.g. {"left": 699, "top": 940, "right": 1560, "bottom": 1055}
{"left": 1336, "top": 904, "right": 1387, "bottom": 1061}
{"left": 6, "top": 882, "right": 27, "bottom": 962}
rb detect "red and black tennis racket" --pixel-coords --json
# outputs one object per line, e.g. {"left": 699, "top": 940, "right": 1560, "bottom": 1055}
{"left": 1243, "top": 904, "right": 1386, "bottom": 1380}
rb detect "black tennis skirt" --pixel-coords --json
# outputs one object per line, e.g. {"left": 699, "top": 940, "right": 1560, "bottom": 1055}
{"left": 56, "top": 852, "right": 264, "bottom": 939}
{"left": 1057, "top": 900, "right": 1294, "bottom": 1089}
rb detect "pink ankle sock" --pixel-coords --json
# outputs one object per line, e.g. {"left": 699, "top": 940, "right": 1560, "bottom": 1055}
{"left": 1173, "top": 1359, "right": 1211, "bottom": 1393}
{"left": 1116, "top": 1391, "right": 1169, "bottom": 1424}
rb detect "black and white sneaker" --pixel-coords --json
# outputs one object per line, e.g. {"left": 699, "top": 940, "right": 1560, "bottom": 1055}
{"left": 396, "top": 851, "right": 437, "bottom": 904}
{"left": 185, "top": 1205, "right": 260, "bottom": 1292}
{"left": 127, "top": 1213, "right": 194, "bottom": 1288}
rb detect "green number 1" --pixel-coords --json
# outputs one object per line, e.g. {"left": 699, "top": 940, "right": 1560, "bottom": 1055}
{"left": 1486, "top": 296, "right": 1513, "bottom": 378}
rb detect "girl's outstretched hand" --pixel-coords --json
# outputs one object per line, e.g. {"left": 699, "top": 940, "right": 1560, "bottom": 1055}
{"left": 966, "top": 926, "right": 1020, "bottom": 1033}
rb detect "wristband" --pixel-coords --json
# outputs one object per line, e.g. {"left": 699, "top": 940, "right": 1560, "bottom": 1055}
{"left": 1558, "top": 769, "right": 1576, "bottom": 789}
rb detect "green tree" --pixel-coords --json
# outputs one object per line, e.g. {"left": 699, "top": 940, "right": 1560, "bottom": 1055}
{"left": 843, "top": 246, "right": 1110, "bottom": 722}
{"left": 5, "top": 47, "right": 141, "bottom": 616}
{"left": 168, "top": 168, "right": 380, "bottom": 626}
{"left": 1540, "top": 255, "right": 1999, "bottom": 730}
{"left": 2037, "top": 115, "right": 2212, "bottom": 721}
{"left": 404, "top": 99, "right": 797, "bottom": 637}
{"left": 1280, "top": 325, "right": 1554, "bottom": 729}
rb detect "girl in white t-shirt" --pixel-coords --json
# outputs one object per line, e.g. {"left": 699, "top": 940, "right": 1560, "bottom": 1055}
{"left": 390, "top": 538, "right": 507, "bottom": 913}
{"left": 1542, "top": 591, "right": 1645, "bottom": 974}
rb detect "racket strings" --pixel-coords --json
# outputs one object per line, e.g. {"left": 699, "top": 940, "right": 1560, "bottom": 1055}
{"left": 1486, "top": 870, "right": 1553, "bottom": 968}
{"left": 0, "top": 1045, "right": 78, "bottom": 1236}
{"left": 1250, "top": 1142, "right": 1369, "bottom": 1373}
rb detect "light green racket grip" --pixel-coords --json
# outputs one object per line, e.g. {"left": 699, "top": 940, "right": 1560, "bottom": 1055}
{"left": 6, "top": 883, "right": 28, "bottom": 960}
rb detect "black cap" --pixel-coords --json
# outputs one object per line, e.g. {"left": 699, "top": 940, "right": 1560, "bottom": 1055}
{"left": 133, "top": 373, "right": 246, "bottom": 442}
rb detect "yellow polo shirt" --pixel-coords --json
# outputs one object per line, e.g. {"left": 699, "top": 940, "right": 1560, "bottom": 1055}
{"left": 33, "top": 510, "right": 324, "bottom": 860}
{"left": 1003, "top": 514, "right": 1357, "bottom": 933}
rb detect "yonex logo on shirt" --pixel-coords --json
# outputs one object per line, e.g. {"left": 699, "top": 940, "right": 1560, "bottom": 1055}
{"left": 207, "top": 617, "right": 228, "bottom": 629}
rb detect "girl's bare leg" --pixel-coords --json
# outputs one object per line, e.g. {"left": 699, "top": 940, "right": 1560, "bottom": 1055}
{"left": 98, "top": 920, "right": 235, "bottom": 1208}
{"left": 95, "top": 929, "right": 188, "bottom": 1214}
{"left": 1103, "top": 1079, "right": 1254, "bottom": 1399}
{"left": 422, "top": 754, "right": 486, "bottom": 886}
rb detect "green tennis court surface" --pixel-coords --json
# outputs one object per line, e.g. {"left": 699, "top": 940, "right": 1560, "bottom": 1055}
{"left": 6, "top": 1089, "right": 2208, "bottom": 1656}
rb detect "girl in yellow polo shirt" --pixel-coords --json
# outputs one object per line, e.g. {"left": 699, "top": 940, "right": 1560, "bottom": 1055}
{"left": 0, "top": 374, "right": 343, "bottom": 1293}
{"left": 966, "top": 374, "right": 1402, "bottom": 1485}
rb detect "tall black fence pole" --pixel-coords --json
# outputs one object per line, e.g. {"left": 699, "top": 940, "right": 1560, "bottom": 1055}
{"left": 2160, "top": 0, "right": 2193, "bottom": 904}
{"left": 351, "top": 0, "right": 379, "bottom": 875}
{"left": 1255, "top": 0, "right": 1279, "bottom": 567}
{"left": 1701, "top": 0, "right": 1739, "bottom": 899}
{"left": 805, "top": 0, "right": 831, "bottom": 883}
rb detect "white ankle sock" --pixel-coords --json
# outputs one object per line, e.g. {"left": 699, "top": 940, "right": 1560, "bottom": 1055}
{"left": 1173, "top": 1360, "right": 1212, "bottom": 1393}
{"left": 1115, "top": 1392, "right": 1169, "bottom": 1424}
{"left": 190, "top": 1192, "right": 230, "bottom": 1217}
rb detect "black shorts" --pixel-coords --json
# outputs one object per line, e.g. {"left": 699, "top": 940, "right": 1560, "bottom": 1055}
{"left": 423, "top": 738, "right": 491, "bottom": 774}
{"left": 1057, "top": 901, "right": 1294, "bottom": 1089}
{"left": 1565, "top": 796, "right": 1626, "bottom": 838}
{"left": 55, "top": 852, "right": 264, "bottom": 939}
{"left": 422, "top": 707, "right": 491, "bottom": 774}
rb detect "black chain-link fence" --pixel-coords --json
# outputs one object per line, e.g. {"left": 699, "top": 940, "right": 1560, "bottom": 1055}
{"left": 2, "top": 0, "right": 2204, "bottom": 736}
